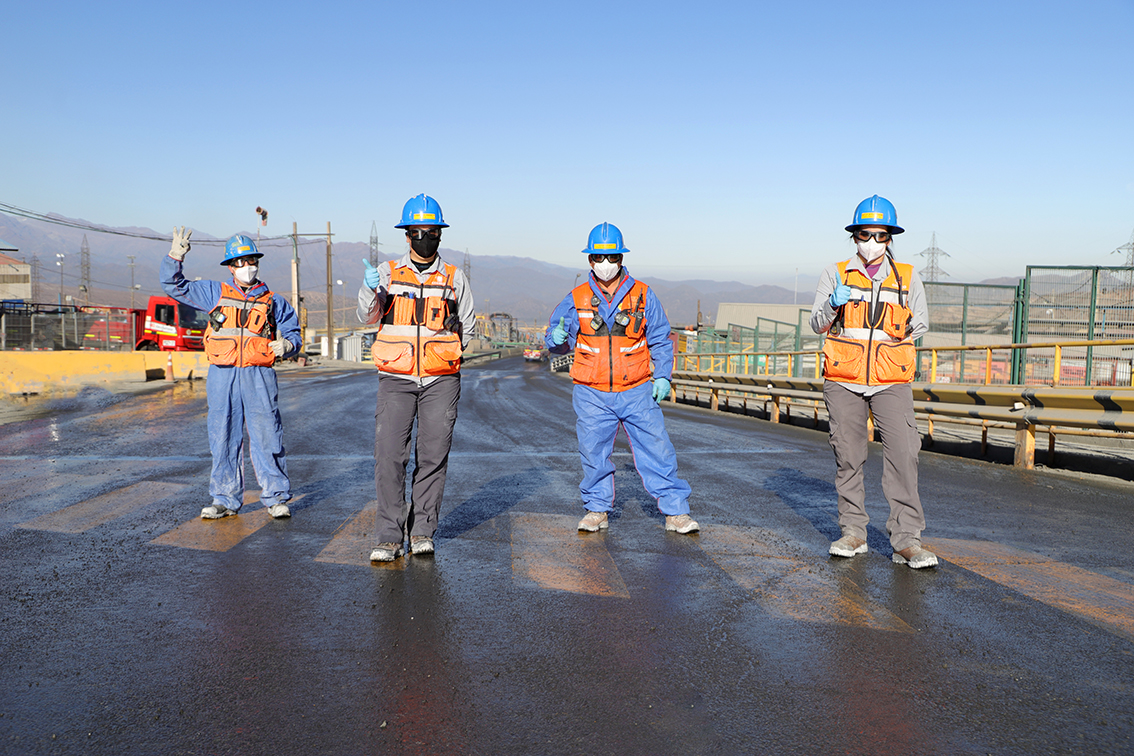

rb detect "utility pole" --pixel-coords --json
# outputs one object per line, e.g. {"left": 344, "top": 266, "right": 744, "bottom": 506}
{"left": 291, "top": 222, "right": 302, "bottom": 311}
{"left": 463, "top": 248, "right": 472, "bottom": 286}
{"left": 917, "top": 232, "right": 950, "bottom": 282}
{"left": 326, "top": 221, "right": 334, "bottom": 354}
{"left": 55, "top": 253, "right": 64, "bottom": 304}
{"left": 127, "top": 255, "right": 136, "bottom": 309}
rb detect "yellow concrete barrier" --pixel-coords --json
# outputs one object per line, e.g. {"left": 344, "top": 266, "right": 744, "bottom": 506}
{"left": 0, "top": 351, "right": 210, "bottom": 394}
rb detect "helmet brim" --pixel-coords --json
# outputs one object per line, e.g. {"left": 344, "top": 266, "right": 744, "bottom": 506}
{"left": 582, "top": 247, "right": 630, "bottom": 254}
{"left": 846, "top": 224, "right": 904, "bottom": 235}
{"left": 395, "top": 222, "right": 449, "bottom": 229}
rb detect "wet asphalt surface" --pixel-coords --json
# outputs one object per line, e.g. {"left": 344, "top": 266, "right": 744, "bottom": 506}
{"left": 2, "top": 357, "right": 1133, "bottom": 755}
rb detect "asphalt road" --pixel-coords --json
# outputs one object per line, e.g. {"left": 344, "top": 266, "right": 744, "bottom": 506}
{"left": 2, "top": 357, "right": 1133, "bottom": 755}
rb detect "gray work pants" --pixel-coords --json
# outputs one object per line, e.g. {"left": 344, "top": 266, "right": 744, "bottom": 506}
{"left": 823, "top": 381, "right": 925, "bottom": 551}
{"left": 374, "top": 373, "right": 461, "bottom": 544}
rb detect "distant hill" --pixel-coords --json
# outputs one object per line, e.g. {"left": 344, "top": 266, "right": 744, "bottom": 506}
{"left": 0, "top": 212, "right": 794, "bottom": 328}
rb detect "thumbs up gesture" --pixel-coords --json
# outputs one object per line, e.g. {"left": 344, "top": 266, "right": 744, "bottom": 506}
{"left": 363, "top": 259, "right": 382, "bottom": 290}
{"left": 550, "top": 316, "right": 569, "bottom": 346}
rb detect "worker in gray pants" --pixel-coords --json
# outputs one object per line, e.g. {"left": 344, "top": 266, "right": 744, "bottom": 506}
{"left": 357, "top": 194, "right": 475, "bottom": 562}
{"left": 810, "top": 195, "right": 937, "bottom": 569}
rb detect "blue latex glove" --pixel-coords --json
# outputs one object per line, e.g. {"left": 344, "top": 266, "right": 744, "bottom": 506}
{"left": 652, "top": 377, "right": 671, "bottom": 403}
{"left": 362, "top": 259, "right": 382, "bottom": 290}
{"left": 829, "top": 284, "right": 852, "bottom": 308}
{"left": 549, "top": 316, "right": 568, "bottom": 346}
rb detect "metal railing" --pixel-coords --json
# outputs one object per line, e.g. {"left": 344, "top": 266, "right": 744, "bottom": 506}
{"left": 677, "top": 338, "right": 1134, "bottom": 388}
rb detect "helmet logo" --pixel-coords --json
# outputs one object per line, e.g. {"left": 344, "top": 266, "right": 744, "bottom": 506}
{"left": 237, "top": 245, "right": 252, "bottom": 252}
{"left": 413, "top": 212, "right": 436, "bottom": 221}
{"left": 593, "top": 243, "right": 618, "bottom": 249}
{"left": 860, "top": 211, "right": 884, "bottom": 220}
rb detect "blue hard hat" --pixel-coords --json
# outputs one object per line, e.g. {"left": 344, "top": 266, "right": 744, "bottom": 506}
{"left": 582, "top": 222, "right": 629, "bottom": 255}
{"left": 221, "top": 235, "right": 263, "bottom": 266}
{"left": 845, "top": 195, "right": 904, "bottom": 234}
{"left": 395, "top": 194, "right": 449, "bottom": 229}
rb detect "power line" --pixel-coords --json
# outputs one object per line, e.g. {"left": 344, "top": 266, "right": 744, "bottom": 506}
{"left": 0, "top": 201, "right": 324, "bottom": 247}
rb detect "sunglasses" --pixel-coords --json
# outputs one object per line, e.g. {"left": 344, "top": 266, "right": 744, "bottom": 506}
{"left": 228, "top": 257, "right": 259, "bottom": 268}
{"left": 406, "top": 228, "right": 442, "bottom": 240}
{"left": 589, "top": 254, "right": 623, "bottom": 263}
{"left": 853, "top": 230, "right": 892, "bottom": 244}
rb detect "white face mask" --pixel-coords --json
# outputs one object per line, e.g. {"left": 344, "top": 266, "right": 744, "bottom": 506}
{"left": 233, "top": 265, "right": 259, "bottom": 285}
{"left": 855, "top": 240, "right": 887, "bottom": 264}
{"left": 592, "top": 261, "right": 621, "bottom": 281}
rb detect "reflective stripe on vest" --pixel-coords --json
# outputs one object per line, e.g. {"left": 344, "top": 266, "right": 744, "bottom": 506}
{"left": 821, "top": 259, "right": 916, "bottom": 386}
{"left": 568, "top": 279, "right": 652, "bottom": 392}
{"left": 203, "top": 282, "right": 276, "bottom": 367}
{"left": 371, "top": 260, "right": 462, "bottom": 377}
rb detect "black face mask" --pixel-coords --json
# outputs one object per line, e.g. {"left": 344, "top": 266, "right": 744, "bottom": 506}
{"left": 411, "top": 237, "right": 440, "bottom": 258}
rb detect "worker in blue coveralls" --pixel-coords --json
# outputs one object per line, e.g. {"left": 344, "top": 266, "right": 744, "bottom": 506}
{"left": 545, "top": 222, "right": 699, "bottom": 535}
{"left": 161, "top": 228, "right": 301, "bottom": 520}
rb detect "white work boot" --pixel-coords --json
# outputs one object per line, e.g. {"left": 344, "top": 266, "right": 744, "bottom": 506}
{"left": 829, "top": 534, "right": 868, "bottom": 557}
{"left": 267, "top": 503, "right": 291, "bottom": 519}
{"left": 201, "top": 505, "right": 236, "bottom": 520}
{"left": 410, "top": 536, "right": 435, "bottom": 555}
{"left": 369, "top": 543, "right": 405, "bottom": 562}
{"left": 892, "top": 545, "right": 939, "bottom": 569}
{"left": 577, "top": 511, "right": 609, "bottom": 532}
{"left": 665, "top": 514, "right": 699, "bottom": 534}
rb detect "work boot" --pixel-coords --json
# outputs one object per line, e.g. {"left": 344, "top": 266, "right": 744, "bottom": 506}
{"left": 268, "top": 503, "right": 291, "bottom": 519}
{"left": 577, "top": 511, "right": 609, "bottom": 532}
{"left": 410, "top": 536, "right": 435, "bottom": 556}
{"left": 369, "top": 543, "right": 405, "bottom": 562}
{"left": 829, "top": 534, "right": 868, "bottom": 558}
{"left": 892, "top": 545, "right": 939, "bottom": 569}
{"left": 201, "top": 504, "right": 236, "bottom": 520}
{"left": 665, "top": 514, "right": 700, "bottom": 534}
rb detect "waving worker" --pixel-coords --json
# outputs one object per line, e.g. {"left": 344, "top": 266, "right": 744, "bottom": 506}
{"left": 161, "top": 230, "right": 301, "bottom": 520}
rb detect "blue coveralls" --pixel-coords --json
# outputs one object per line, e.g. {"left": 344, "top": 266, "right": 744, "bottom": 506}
{"left": 545, "top": 269, "right": 692, "bottom": 516}
{"left": 161, "top": 255, "right": 301, "bottom": 511}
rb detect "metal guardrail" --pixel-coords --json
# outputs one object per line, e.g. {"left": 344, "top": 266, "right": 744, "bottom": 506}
{"left": 670, "top": 370, "right": 1134, "bottom": 470}
{"left": 676, "top": 338, "right": 1134, "bottom": 388}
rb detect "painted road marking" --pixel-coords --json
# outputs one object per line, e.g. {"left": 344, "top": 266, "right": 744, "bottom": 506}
{"left": 149, "top": 492, "right": 305, "bottom": 552}
{"left": 928, "top": 538, "right": 1134, "bottom": 642}
{"left": 315, "top": 501, "right": 406, "bottom": 571}
{"left": 700, "top": 524, "right": 913, "bottom": 632}
{"left": 15, "top": 480, "right": 190, "bottom": 533}
{"left": 510, "top": 512, "right": 631, "bottom": 598}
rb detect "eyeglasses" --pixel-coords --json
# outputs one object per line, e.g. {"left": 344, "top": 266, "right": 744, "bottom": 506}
{"left": 406, "top": 228, "right": 442, "bottom": 241}
{"left": 853, "top": 230, "right": 892, "bottom": 244}
{"left": 228, "top": 257, "right": 259, "bottom": 268}
{"left": 589, "top": 254, "right": 623, "bottom": 263}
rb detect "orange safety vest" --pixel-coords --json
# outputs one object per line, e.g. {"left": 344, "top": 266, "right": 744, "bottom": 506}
{"left": 821, "top": 259, "right": 916, "bottom": 386}
{"left": 204, "top": 282, "right": 276, "bottom": 367}
{"left": 371, "top": 261, "right": 463, "bottom": 377}
{"left": 569, "top": 279, "right": 652, "bottom": 392}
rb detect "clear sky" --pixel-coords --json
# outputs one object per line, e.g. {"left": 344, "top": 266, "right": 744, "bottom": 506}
{"left": 5, "top": 0, "right": 1133, "bottom": 288}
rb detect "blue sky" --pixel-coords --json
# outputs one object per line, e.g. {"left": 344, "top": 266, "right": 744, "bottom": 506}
{"left": 5, "top": 0, "right": 1133, "bottom": 288}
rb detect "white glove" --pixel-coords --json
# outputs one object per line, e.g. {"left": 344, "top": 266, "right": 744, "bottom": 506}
{"left": 270, "top": 338, "right": 292, "bottom": 357}
{"left": 169, "top": 227, "right": 192, "bottom": 261}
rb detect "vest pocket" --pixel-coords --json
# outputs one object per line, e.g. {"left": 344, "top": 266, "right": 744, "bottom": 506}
{"left": 242, "top": 337, "right": 276, "bottom": 367}
{"left": 205, "top": 335, "right": 239, "bottom": 366}
{"left": 372, "top": 336, "right": 416, "bottom": 373}
{"left": 569, "top": 346, "right": 604, "bottom": 386}
{"left": 881, "top": 303, "right": 913, "bottom": 340}
{"left": 619, "top": 343, "right": 651, "bottom": 385}
{"left": 871, "top": 340, "right": 916, "bottom": 384}
{"left": 822, "top": 336, "right": 865, "bottom": 382}
{"left": 421, "top": 337, "right": 462, "bottom": 374}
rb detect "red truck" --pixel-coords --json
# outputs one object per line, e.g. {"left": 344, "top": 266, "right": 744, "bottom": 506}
{"left": 82, "top": 296, "right": 207, "bottom": 351}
